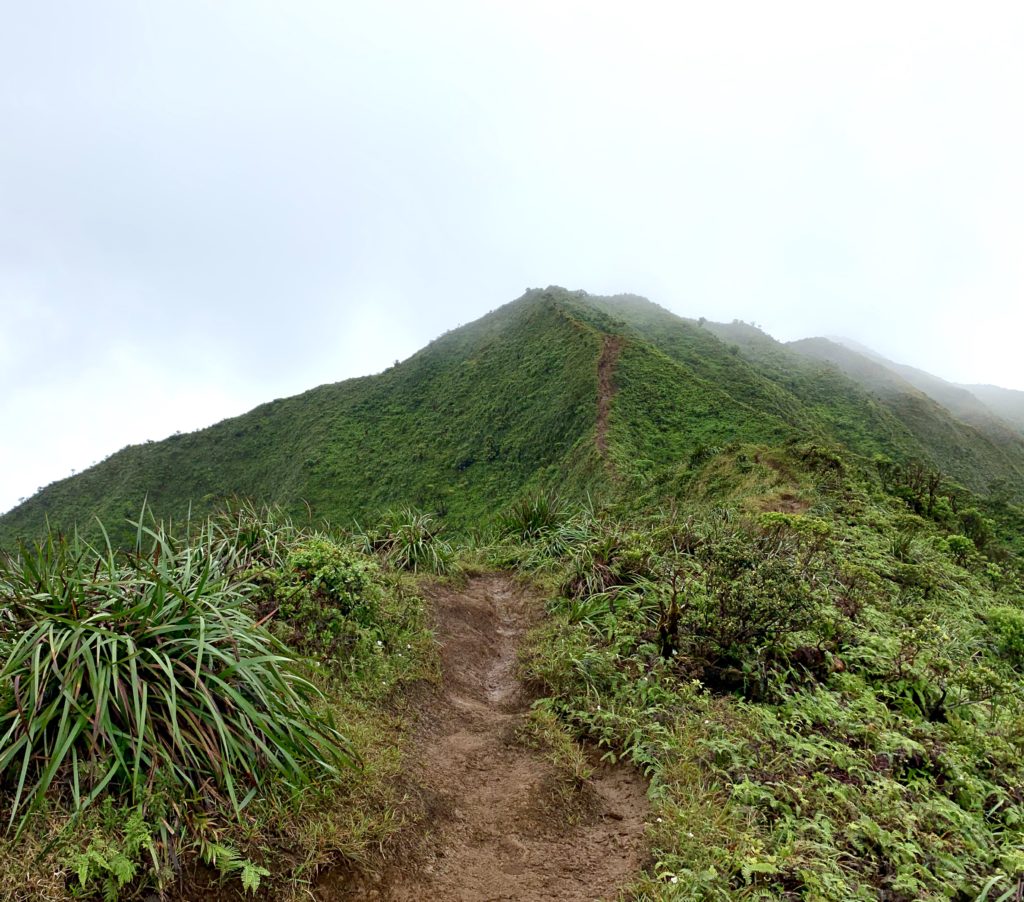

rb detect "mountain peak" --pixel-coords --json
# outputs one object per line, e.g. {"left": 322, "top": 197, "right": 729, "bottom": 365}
{"left": 3, "top": 289, "right": 1023, "bottom": 547}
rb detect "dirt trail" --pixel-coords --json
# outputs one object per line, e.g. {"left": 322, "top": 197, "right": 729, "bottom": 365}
{"left": 596, "top": 335, "right": 624, "bottom": 457}
{"left": 330, "top": 574, "right": 649, "bottom": 901}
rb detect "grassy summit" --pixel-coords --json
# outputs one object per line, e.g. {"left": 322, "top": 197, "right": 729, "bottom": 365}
{"left": 4, "top": 287, "right": 1022, "bottom": 549}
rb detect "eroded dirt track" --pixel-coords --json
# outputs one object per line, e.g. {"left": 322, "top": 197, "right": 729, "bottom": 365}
{"left": 596, "top": 335, "right": 624, "bottom": 457}
{"left": 329, "top": 574, "right": 649, "bottom": 901}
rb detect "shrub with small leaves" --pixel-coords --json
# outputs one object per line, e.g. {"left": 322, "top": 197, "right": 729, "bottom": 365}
{"left": 988, "top": 605, "right": 1024, "bottom": 667}
{"left": 273, "top": 538, "right": 384, "bottom": 658}
{"left": 947, "top": 534, "right": 975, "bottom": 566}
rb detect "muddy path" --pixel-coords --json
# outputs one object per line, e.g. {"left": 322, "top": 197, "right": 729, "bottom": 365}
{"left": 596, "top": 335, "right": 624, "bottom": 458}
{"left": 327, "top": 573, "right": 649, "bottom": 901}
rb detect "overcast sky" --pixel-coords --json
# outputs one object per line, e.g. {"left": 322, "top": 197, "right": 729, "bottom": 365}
{"left": 2, "top": 1, "right": 1023, "bottom": 514}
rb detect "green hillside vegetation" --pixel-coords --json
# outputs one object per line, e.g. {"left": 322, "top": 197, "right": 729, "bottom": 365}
{"left": 703, "top": 322, "right": 1024, "bottom": 500}
{"left": 504, "top": 444, "right": 1024, "bottom": 898}
{"left": 1, "top": 294, "right": 609, "bottom": 547}
{"left": 5, "top": 289, "right": 1023, "bottom": 549}
{"left": 2, "top": 287, "right": 1024, "bottom": 899}
{"left": 479, "top": 428, "right": 1024, "bottom": 898}
{"left": 787, "top": 338, "right": 1024, "bottom": 480}
{"left": 823, "top": 337, "right": 1024, "bottom": 445}
{"left": 967, "top": 385, "right": 1024, "bottom": 435}
{"left": 0, "top": 502, "right": 440, "bottom": 899}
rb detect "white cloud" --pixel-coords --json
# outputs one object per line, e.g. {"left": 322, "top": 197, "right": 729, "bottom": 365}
{"left": 2, "top": 0, "right": 1023, "bottom": 513}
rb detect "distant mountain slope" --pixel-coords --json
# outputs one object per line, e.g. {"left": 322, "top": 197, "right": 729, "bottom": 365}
{"left": 965, "top": 383, "right": 1024, "bottom": 434}
{"left": 831, "top": 337, "right": 1024, "bottom": 442}
{"left": 786, "top": 336, "right": 1024, "bottom": 490}
{"left": 3, "top": 289, "right": 1023, "bottom": 547}
{"left": 705, "top": 323, "right": 1024, "bottom": 494}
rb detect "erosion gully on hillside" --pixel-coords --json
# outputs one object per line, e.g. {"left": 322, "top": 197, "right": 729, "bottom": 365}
{"left": 595, "top": 335, "right": 624, "bottom": 458}
{"left": 324, "top": 574, "right": 649, "bottom": 901}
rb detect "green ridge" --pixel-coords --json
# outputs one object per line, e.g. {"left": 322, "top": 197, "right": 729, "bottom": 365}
{"left": 3, "top": 287, "right": 1024, "bottom": 548}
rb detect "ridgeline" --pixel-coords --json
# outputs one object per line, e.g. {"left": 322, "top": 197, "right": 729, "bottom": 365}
{"left": 3, "top": 288, "right": 1023, "bottom": 547}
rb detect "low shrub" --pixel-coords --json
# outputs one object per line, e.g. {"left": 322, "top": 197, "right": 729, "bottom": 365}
{"left": 272, "top": 538, "right": 384, "bottom": 659}
{"left": 988, "top": 605, "right": 1024, "bottom": 667}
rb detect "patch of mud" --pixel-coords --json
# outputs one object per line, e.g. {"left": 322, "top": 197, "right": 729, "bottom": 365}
{"left": 323, "top": 574, "right": 649, "bottom": 901}
{"left": 760, "top": 492, "right": 811, "bottom": 513}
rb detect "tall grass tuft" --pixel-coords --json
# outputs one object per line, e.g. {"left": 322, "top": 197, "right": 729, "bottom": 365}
{"left": 355, "top": 508, "right": 454, "bottom": 575}
{"left": 0, "top": 519, "right": 353, "bottom": 834}
{"left": 501, "top": 491, "right": 567, "bottom": 541}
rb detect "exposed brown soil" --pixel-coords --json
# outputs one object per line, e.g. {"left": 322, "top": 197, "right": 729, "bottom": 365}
{"left": 596, "top": 336, "right": 624, "bottom": 456}
{"left": 323, "top": 574, "right": 649, "bottom": 901}
{"left": 760, "top": 492, "right": 811, "bottom": 514}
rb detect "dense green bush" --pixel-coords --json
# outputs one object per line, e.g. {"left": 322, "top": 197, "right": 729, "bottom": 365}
{"left": 946, "top": 533, "right": 975, "bottom": 566}
{"left": 668, "top": 513, "right": 835, "bottom": 694}
{"left": 988, "top": 605, "right": 1024, "bottom": 667}
{"left": 273, "top": 538, "right": 384, "bottom": 659}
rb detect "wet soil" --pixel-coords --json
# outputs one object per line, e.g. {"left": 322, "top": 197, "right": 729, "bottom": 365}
{"left": 596, "top": 335, "right": 624, "bottom": 457}
{"left": 322, "top": 573, "right": 649, "bottom": 901}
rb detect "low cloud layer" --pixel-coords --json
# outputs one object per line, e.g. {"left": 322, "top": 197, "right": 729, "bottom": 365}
{"left": 2, "top": 1, "right": 1023, "bottom": 513}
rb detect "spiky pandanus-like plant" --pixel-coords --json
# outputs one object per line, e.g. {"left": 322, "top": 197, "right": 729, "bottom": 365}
{"left": 356, "top": 508, "right": 454, "bottom": 575}
{"left": 0, "top": 518, "right": 354, "bottom": 836}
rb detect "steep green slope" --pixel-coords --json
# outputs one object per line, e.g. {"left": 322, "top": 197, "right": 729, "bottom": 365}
{"left": 0, "top": 292, "right": 608, "bottom": 546}
{"left": 4, "top": 288, "right": 1023, "bottom": 549}
{"left": 967, "top": 383, "right": 1024, "bottom": 434}
{"left": 566, "top": 294, "right": 809, "bottom": 430}
{"left": 560, "top": 297, "right": 962, "bottom": 479}
{"left": 678, "top": 320, "right": 935, "bottom": 463}
{"left": 702, "top": 321, "right": 1024, "bottom": 496}
{"left": 829, "top": 337, "right": 1024, "bottom": 445}
{"left": 605, "top": 336, "right": 794, "bottom": 480}
{"left": 787, "top": 337, "right": 1024, "bottom": 493}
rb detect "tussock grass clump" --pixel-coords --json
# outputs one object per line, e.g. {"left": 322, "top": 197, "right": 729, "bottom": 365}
{"left": 0, "top": 504, "right": 437, "bottom": 898}
{"left": 501, "top": 491, "right": 567, "bottom": 541}
{"left": 356, "top": 508, "right": 455, "bottom": 575}
{"left": 0, "top": 522, "right": 352, "bottom": 836}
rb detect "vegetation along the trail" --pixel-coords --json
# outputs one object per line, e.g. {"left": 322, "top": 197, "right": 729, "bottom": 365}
{"left": 0, "top": 502, "right": 440, "bottom": 899}
{"left": 2, "top": 288, "right": 1024, "bottom": 899}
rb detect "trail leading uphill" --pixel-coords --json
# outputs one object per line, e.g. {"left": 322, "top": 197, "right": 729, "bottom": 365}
{"left": 328, "top": 574, "right": 650, "bottom": 901}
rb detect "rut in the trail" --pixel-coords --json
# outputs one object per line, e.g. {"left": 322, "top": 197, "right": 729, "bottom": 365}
{"left": 331, "top": 574, "right": 649, "bottom": 901}
{"left": 596, "top": 335, "right": 624, "bottom": 457}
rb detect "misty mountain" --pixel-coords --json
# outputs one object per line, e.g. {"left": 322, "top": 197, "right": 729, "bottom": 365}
{"left": 965, "top": 383, "right": 1024, "bottom": 434}
{"left": 2, "top": 288, "right": 1022, "bottom": 547}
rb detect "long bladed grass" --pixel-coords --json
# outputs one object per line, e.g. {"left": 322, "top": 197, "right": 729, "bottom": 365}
{"left": 355, "top": 508, "right": 454, "bottom": 575}
{"left": 0, "top": 517, "right": 353, "bottom": 835}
